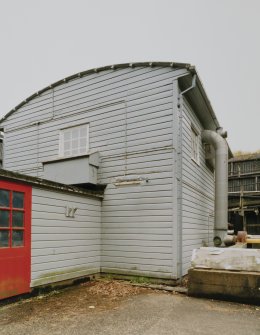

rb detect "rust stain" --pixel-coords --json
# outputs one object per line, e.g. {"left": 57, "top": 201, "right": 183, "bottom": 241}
{"left": 0, "top": 277, "right": 29, "bottom": 299}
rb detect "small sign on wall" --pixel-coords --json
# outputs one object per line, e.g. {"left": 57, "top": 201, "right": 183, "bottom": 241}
{"left": 65, "top": 206, "right": 78, "bottom": 218}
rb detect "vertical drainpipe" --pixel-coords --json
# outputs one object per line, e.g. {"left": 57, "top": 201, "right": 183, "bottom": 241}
{"left": 177, "top": 75, "right": 197, "bottom": 279}
{"left": 0, "top": 131, "right": 3, "bottom": 168}
{"left": 201, "top": 128, "right": 228, "bottom": 245}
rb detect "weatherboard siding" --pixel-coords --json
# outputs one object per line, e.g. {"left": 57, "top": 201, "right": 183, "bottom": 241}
{"left": 99, "top": 70, "right": 178, "bottom": 278}
{"left": 2, "top": 67, "right": 187, "bottom": 177}
{"left": 31, "top": 187, "right": 101, "bottom": 287}
{"left": 1, "top": 66, "right": 191, "bottom": 279}
{"left": 181, "top": 98, "right": 214, "bottom": 275}
{"left": 1, "top": 65, "right": 217, "bottom": 280}
{"left": 101, "top": 166, "right": 175, "bottom": 279}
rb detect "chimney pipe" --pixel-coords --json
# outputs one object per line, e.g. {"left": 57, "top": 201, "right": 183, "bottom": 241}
{"left": 202, "top": 129, "right": 228, "bottom": 245}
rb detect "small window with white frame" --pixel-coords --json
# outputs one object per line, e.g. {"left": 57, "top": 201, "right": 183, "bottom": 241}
{"left": 191, "top": 127, "right": 199, "bottom": 164}
{"left": 59, "top": 124, "right": 89, "bottom": 158}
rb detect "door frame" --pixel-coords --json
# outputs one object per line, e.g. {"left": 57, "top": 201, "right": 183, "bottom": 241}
{"left": 0, "top": 180, "right": 32, "bottom": 299}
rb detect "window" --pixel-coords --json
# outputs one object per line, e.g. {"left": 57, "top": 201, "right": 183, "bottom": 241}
{"left": 191, "top": 127, "right": 199, "bottom": 163}
{"left": 59, "top": 124, "right": 89, "bottom": 157}
{"left": 0, "top": 189, "right": 25, "bottom": 248}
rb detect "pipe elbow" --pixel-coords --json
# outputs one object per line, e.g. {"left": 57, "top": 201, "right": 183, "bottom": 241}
{"left": 201, "top": 130, "right": 228, "bottom": 151}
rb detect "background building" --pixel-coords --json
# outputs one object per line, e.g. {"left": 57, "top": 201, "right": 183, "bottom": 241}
{"left": 228, "top": 153, "right": 260, "bottom": 235}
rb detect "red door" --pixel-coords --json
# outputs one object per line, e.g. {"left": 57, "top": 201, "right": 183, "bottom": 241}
{"left": 0, "top": 180, "right": 31, "bottom": 299}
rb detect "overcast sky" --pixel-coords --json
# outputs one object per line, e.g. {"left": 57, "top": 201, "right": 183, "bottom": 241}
{"left": 0, "top": 0, "right": 259, "bottom": 153}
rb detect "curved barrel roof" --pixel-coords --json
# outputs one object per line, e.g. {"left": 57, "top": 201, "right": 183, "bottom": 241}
{"left": 0, "top": 61, "right": 220, "bottom": 131}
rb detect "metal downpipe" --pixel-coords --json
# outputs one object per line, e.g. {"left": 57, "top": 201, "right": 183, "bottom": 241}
{"left": 202, "top": 129, "right": 228, "bottom": 245}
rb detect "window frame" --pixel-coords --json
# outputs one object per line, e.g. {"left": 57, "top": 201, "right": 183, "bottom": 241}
{"left": 191, "top": 126, "right": 200, "bottom": 165}
{"left": 59, "top": 123, "right": 89, "bottom": 158}
{"left": 0, "top": 185, "right": 31, "bottom": 249}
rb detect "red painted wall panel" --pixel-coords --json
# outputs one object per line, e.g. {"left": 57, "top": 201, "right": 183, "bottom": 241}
{"left": 0, "top": 180, "right": 31, "bottom": 299}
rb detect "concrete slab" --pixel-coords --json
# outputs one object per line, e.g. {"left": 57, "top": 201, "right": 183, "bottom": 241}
{"left": 188, "top": 268, "right": 260, "bottom": 304}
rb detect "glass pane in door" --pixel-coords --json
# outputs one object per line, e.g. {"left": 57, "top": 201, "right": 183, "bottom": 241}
{"left": 12, "top": 211, "right": 24, "bottom": 227}
{"left": 12, "top": 230, "right": 24, "bottom": 247}
{"left": 0, "top": 210, "right": 10, "bottom": 227}
{"left": 0, "top": 230, "right": 9, "bottom": 247}
{"left": 0, "top": 190, "right": 10, "bottom": 207}
{"left": 12, "top": 192, "right": 24, "bottom": 209}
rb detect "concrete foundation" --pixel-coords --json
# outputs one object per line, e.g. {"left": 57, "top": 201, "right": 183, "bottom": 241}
{"left": 188, "top": 268, "right": 260, "bottom": 304}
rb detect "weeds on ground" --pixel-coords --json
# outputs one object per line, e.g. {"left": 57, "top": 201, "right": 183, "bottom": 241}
{"left": 129, "top": 276, "right": 152, "bottom": 285}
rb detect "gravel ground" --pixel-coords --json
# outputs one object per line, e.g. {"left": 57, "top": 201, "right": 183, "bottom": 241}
{"left": 0, "top": 279, "right": 259, "bottom": 335}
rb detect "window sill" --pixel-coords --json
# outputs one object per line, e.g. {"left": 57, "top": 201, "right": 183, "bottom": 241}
{"left": 191, "top": 157, "right": 200, "bottom": 167}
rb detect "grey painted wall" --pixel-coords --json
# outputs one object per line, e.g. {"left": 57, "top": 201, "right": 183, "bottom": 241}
{"left": 31, "top": 187, "right": 101, "bottom": 287}
{"left": 181, "top": 98, "right": 214, "bottom": 275}
{"left": 1, "top": 65, "right": 215, "bottom": 279}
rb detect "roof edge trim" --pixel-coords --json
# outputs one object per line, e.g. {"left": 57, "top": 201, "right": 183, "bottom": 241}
{"left": 0, "top": 61, "right": 191, "bottom": 123}
{"left": 0, "top": 169, "right": 105, "bottom": 198}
